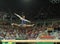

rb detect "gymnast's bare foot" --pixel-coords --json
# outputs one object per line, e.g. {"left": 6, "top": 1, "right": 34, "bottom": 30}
{"left": 32, "top": 24, "right": 35, "bottom": 26}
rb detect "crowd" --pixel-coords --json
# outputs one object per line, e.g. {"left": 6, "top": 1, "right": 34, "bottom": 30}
{"left": 0, "top": 22, "right": 60, "bottom": 40}
{"left": 0, "top": 24, "right": 39, "bottom": 40}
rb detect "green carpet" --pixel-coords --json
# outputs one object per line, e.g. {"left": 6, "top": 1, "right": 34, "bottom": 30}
{"left": 36, "top": 42, "right": 54, "bottom": 44}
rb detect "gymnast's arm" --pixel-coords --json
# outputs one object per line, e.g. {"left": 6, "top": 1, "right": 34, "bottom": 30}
{"left": 14, "top": 13, "right": 31, "bottom": 23}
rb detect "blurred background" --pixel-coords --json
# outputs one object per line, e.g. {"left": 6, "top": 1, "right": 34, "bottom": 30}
{"left": 0, "top": 0, "right": 60, "bottom": 40}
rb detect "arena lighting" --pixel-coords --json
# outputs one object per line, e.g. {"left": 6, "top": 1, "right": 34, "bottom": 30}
{"left": 21, "top": 0, "right": 32, "bottom": 3}
{"left": 23, "top": 0, "right": 31, "bottom": 2}
{"left": 49, "top": 0, "right": 60, "bottom": 3}
{"left": 21, "top": 0, "right": 32, "bottom": 7}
